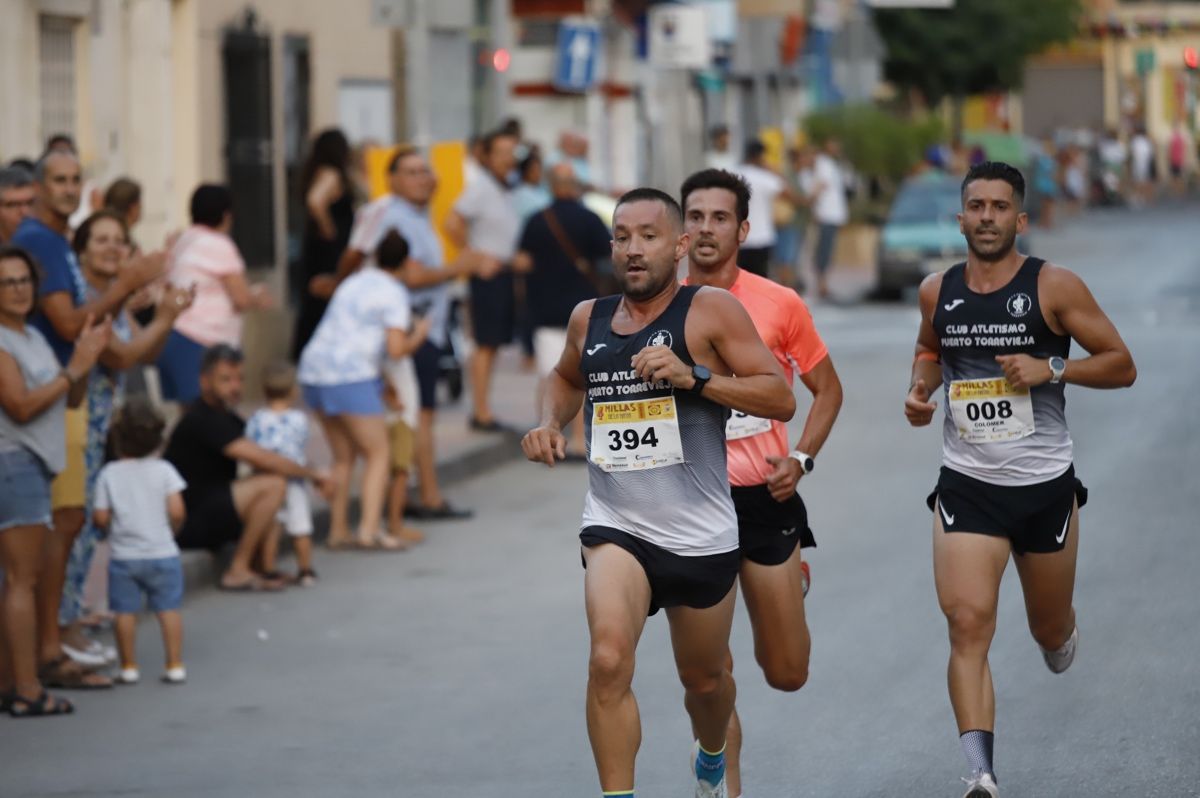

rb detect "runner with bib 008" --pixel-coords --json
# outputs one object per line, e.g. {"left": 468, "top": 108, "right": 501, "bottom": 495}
{"left": 904, "top": 162, "right": 1136, "bottom": 798}
{"left": 522, "top": 188, "right": 795, "bottom": 798}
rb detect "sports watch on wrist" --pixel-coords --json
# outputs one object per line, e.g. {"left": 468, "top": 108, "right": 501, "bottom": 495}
{"left": 1048, "top": 356, "right": 1067, "bottom": 384}
{"left": 789, "top": 451, "right": 815, "bottom": 475}
{"left": 690, "top": 365, "right": 712, "bottom": 394}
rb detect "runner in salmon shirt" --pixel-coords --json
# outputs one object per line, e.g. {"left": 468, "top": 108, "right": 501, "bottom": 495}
{"left": 681, "top": 169, "right": 844, "bottom": 798}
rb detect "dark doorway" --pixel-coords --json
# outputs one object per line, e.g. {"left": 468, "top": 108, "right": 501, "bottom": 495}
{"left": 222, "top": 15, "right": 275, "bottom": 268}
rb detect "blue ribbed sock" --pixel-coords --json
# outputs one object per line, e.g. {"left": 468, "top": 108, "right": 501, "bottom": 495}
{"left": 602, "top": 791, "right": 634, "bottom": 798}
{"left": 695, "top": 743, "right": 726, "bottom": 786}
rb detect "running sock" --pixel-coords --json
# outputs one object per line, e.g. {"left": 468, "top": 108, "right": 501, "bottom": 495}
{"left": 960, "top": 729, "right": 996, "bottom": 778}
{"left": 695, "top": 743, "right": 727, "bottom": 786}
{"left": 602, "top": 791, "right": 634, "bottom": 797}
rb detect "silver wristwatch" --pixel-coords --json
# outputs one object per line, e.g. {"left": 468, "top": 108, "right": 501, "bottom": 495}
{"left": 1048, "top": 356, "right": 1066, "bottom": 384}
{"left": 789, "top": 451, "right": 815, "bottom": 475}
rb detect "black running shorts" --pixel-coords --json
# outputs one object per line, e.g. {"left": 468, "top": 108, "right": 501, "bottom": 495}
{"left": 731, "top": 484, "right": 816, "bottom": 566}
{"left": 926, "top": 465, "right": 1088, "bottom": 555}
{"left": 580, "top": 527, "right": 740, "bottom": 616}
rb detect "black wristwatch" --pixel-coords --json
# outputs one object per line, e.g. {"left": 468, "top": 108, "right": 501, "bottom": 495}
{"left": 689, "top": 365, "right": 712, "bottom": 395}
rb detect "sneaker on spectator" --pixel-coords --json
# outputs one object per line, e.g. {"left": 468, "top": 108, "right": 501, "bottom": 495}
{"left": 116, "top": 668, "right": 141, "bottom": 684}
{"left": 162, "top": 666, "right": 187, "bottom": 684}
{"left": 62, "top": 640, "right": 113, "bottom": 668}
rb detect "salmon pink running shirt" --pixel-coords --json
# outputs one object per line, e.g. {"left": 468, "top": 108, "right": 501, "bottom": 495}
{"left": 686, "top": 269, "right": 828, "bottom": 487}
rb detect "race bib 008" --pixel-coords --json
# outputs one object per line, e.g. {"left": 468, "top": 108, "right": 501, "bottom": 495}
{"left": 948, "top": 378, "right": 1036, "bottom": 443}
{"left": 590, "top": 397, "right": 685, "bottom": 472}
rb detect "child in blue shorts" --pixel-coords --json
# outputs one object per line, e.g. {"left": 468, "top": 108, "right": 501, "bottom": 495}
{"left": 92, "top": 398, "right": 188, "bottom": 685}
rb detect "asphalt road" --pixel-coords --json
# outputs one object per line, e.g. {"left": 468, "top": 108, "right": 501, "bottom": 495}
{"left": 2, "top": 205, "right": 1197, "bottom": 798}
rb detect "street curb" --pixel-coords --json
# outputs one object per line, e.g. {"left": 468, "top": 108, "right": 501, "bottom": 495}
{"left": 178, "top": 429, "right": 525, "bottom": 595}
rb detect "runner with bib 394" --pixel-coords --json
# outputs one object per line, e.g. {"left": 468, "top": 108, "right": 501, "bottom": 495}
{"left": 522, "top": 188, "right": 795, "bottom": 798}
{"left": 903, "top": 161, "right": 1136, "bottom": 798}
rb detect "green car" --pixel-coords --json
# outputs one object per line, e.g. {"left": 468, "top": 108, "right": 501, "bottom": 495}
{"left": 876, "top": 173, "right": 1031, "bottom": 299}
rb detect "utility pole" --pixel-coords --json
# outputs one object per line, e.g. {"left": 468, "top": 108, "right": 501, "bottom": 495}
{"left": 407, "top": 0, "right": 433, "bottom": 146}
{"left": 490, "top": 0, "right": 513, "bottom": 125}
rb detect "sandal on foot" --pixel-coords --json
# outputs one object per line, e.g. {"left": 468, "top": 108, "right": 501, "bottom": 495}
{"left": 39, "top": 655, "right": 113, "bottom": 690}
{"left": 8, "top": 690, "right": 74, "bottom": 717}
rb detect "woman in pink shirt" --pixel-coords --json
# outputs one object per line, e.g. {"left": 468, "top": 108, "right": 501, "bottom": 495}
{"left": 156, "top": 185, "right": 271, "bottom": 403}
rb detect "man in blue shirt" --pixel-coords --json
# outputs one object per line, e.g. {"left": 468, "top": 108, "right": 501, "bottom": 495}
{"left": 11, "top": 150, "right": 162, "bottom": 688}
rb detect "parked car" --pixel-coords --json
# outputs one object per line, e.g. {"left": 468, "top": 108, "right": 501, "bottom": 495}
{"left": 875, "top": 172, "right": 1031, "bottom": 299}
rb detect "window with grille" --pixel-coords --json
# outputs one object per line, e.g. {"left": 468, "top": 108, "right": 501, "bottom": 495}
{"left": 39, "top": 15, "right": 77, "bottom": 144}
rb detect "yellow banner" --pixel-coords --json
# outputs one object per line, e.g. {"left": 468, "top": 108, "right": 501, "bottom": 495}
{"left": 364, "top": 141, "right": 468, "bottom": 261}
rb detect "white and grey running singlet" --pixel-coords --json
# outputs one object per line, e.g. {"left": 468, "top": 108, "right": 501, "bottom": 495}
{"left": 933, "top": 257, "right": 1073, "bottom": 486}
{"left": 579, "top": 286, "right": 738, "bottom": 555}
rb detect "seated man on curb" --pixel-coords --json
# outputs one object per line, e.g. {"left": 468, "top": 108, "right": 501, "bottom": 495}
{"left": 164, "top": 345, "right": 330, "bottom": 592}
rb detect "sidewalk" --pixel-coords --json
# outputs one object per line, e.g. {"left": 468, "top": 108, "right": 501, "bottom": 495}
{"left": 177, "top": 348, "right": 540, "bottom": 591}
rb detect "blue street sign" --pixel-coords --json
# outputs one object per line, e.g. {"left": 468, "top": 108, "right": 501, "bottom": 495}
{"left": 554, "top": 21, "right": 600, "bottom": 93}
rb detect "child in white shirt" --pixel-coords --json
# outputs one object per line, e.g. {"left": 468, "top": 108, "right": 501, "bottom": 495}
{"left": 93, "top": 398, "right": 188, "bottom": 685}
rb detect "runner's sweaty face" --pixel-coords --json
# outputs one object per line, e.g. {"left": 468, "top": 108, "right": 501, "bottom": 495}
{"left": 611, "top": 200, "right": 688, "bottom": 301}
{"left": 684, "top": 187, "right": 746, "bottom": 271}
{"left": 959, "top": 179, "right": 1026, "bottom": 262}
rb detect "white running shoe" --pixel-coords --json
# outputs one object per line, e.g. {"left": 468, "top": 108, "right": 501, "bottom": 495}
{"left": 1041, "top": 624, "right": 1078, "bottom": 674}
{"left": 162, "top": 666, "right": 187, "bottom": 684}
{"left": 116, "top": 668, "right": 141, "bottom": 684}
{"left": 690, "top": 740, "right": 729, "bottom": 798}
{"left": 961, "top": 770, "right": 998, "bottom": 798}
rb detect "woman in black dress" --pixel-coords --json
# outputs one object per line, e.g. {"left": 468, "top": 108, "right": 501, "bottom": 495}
{"left": 291, "top": 128, "right": 355, "bottom": 360}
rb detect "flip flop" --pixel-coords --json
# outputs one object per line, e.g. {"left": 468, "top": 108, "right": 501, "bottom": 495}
{"left": 356, "top": 533, "right": 408, "bottom": 552}
{"left": 38, "top": 655, "right": 113, "bottom": 690}
{"left": 219, "top": 576, "right": 284, "bottom": 593}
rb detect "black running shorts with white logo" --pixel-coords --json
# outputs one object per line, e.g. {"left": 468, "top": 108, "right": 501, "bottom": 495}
{"left": 580, "top": 527, "right": 740, "bottom": 616}
{"left": 926, "top": 465, "right": 1088, "bottom": 555}
{"left": 731, "top": 484, "right": 816, "bottom": 566}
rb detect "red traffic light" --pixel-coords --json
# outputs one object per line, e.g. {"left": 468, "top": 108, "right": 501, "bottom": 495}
{"left": 492, "top": 48, "right": 511, "bottom": 73}
{"left": 1185, "top": 46, "right": 1199, "bottom": 70}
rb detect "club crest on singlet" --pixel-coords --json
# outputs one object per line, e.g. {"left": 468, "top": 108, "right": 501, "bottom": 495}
{"left": 647, "top": 329, "right": 673, "bottom": 348}
{"left": 1006, "top": 292, "right": 1032, "bottom": 318}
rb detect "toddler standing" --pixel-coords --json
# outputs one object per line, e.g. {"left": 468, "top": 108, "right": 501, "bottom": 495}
{"left": 92, "top": 398, "right": 188, "bottom": 685}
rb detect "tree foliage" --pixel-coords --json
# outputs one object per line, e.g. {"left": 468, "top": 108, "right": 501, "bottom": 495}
{"left": 874, "top": 0, "right": 1082, "bottom": 107}
{"left": 806, "top": 106, "right": 944, "bottom": 183}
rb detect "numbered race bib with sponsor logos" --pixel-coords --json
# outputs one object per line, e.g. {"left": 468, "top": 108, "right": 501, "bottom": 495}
{"left": 725, "top": 410, "right": 773, "bottom": 441}
{"left": 590, "top": 396, "right": 685, "bottom": 472}
{"left": 948, "top": 378, "right": 1036, "bottom": 443}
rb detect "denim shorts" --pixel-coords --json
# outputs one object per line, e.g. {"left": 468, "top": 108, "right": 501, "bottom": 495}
{"left": 109, "top": 556, "right": 185, "bottom": 613}
{"left": 302, "top": 379, "right": 384, "bottom": 416}
{"left": 0, "top": 447, "right": 52, "bottom": 532}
